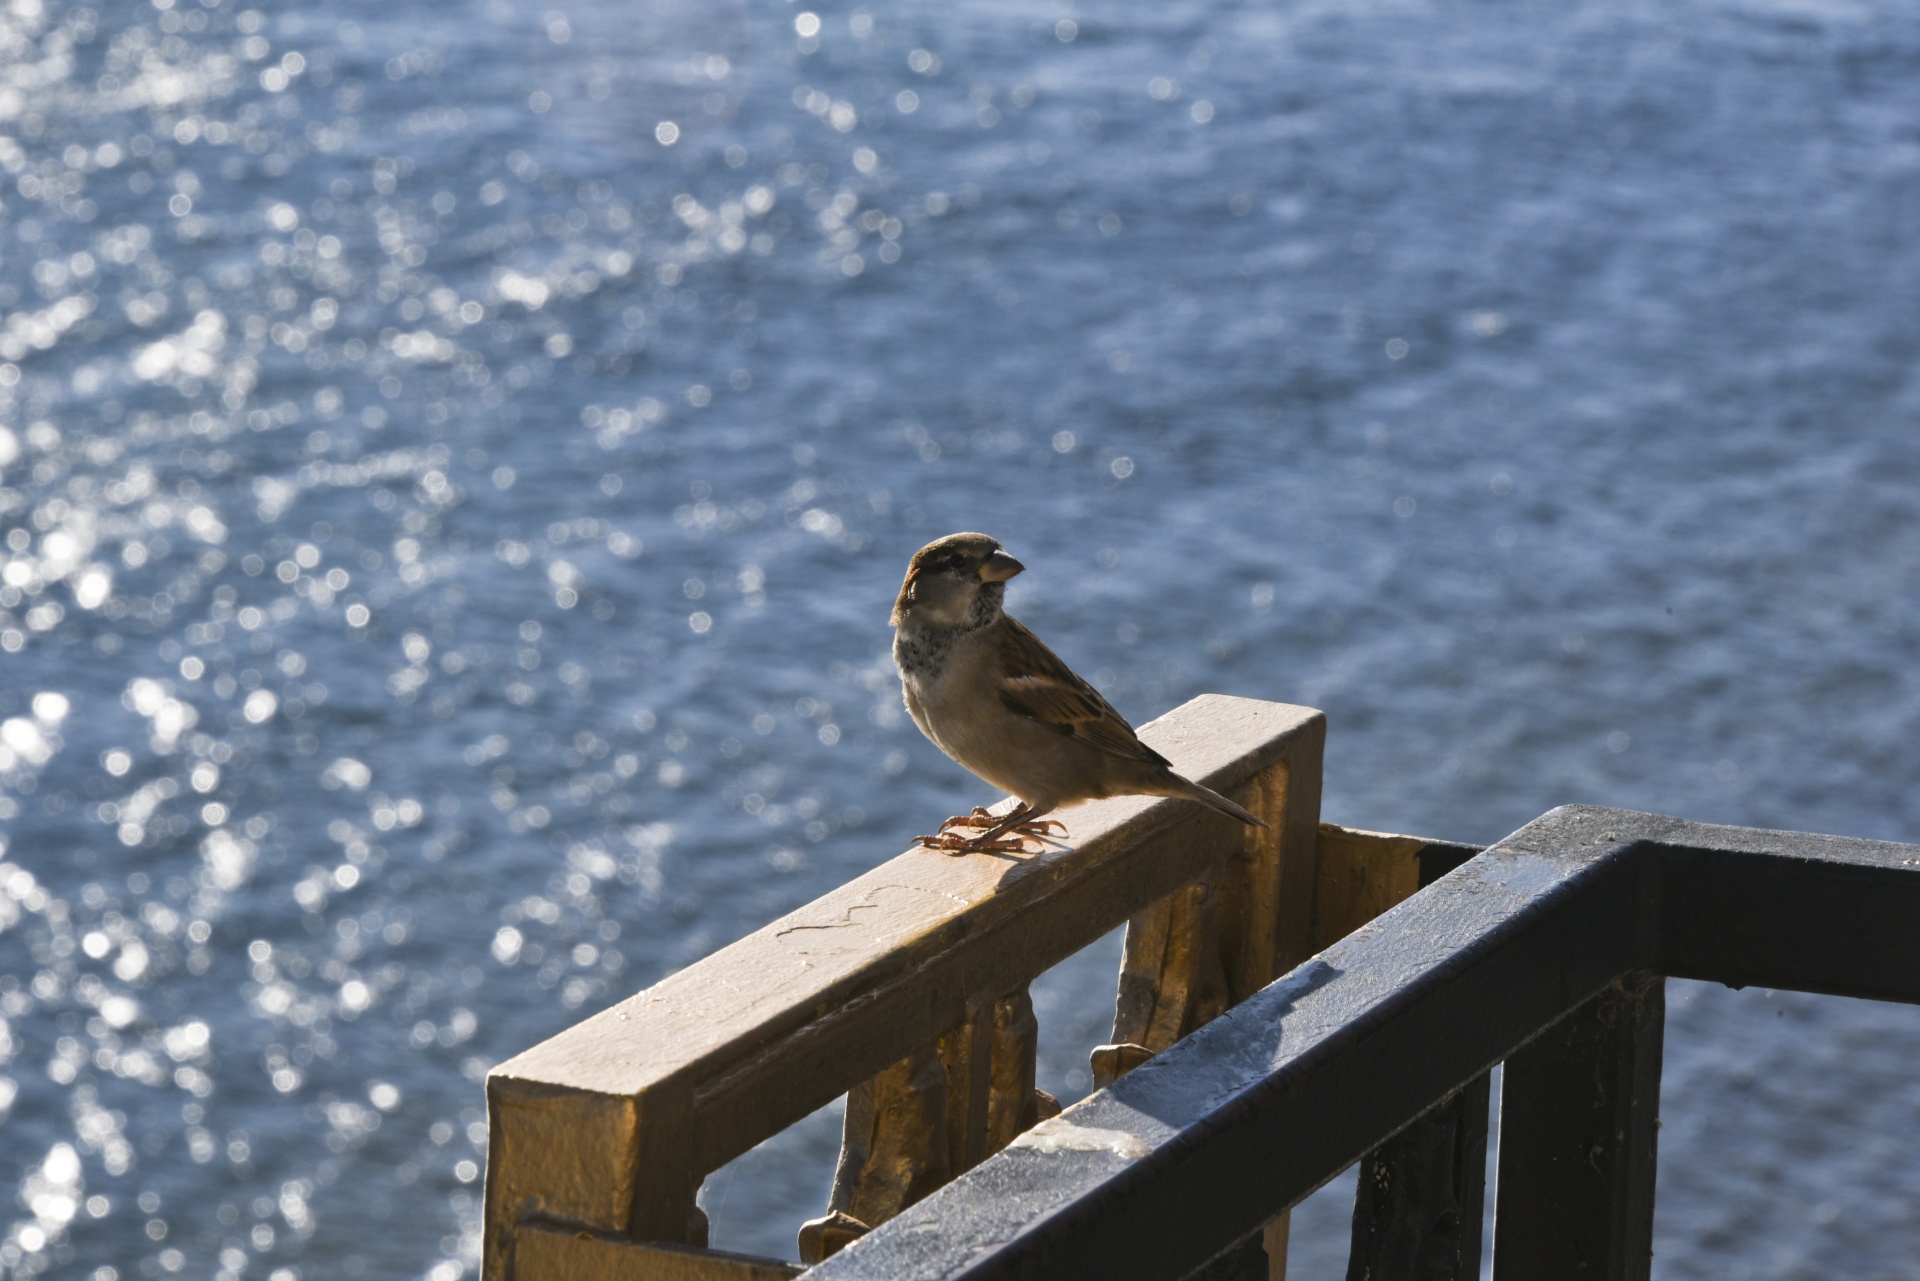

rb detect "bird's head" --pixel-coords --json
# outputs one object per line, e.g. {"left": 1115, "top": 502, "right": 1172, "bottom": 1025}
{"left": 891, "top": 532, "right": 1025, "bottom": 629}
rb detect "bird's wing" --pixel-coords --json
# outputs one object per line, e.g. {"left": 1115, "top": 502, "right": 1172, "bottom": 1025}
{"left": 995, "top": 617, "right": 1169, "bottom": 767}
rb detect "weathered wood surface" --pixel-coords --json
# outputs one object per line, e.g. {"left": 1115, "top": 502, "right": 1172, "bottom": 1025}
{"left": 1313, "top": 826, "right": 1485, "bottom": 953}
{"left": 514, "top": 1224, "right": 802, "bottom": 1280}
{"left": 1312, "top": 825, "right": 1425, "bottom": 952}
{"left": 1096, "top": 876, "right": 1230, "bottom": 1088}
{"left": 796, "top": 988, "right": 1061, "bottom": 1263}
{"left": 487, "top": 695, "right": 1324, "bottom": 1278}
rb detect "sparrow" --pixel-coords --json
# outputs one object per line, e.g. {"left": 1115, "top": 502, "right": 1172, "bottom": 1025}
{"left": 891, "top": 532, "right": 1267, "bottom": 853}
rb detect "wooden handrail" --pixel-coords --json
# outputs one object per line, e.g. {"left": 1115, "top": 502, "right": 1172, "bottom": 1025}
{"left": 485, "top": 694, "right": 1332, "bottom": 1279}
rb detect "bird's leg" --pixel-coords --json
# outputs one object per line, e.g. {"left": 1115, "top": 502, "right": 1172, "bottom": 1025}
{"left": 913, "top": 829, "right": 1027, "bottom": 854}
{"left": 974, "top": 802, "right": 1066, "bottom": 846}
{"left": 915, "top": 803, "right": 1065, "bottom": 855}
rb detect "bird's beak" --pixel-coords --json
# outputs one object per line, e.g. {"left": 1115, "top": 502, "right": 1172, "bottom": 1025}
{"left": 978, "top": 550, "right": 1025, "bottom": 583}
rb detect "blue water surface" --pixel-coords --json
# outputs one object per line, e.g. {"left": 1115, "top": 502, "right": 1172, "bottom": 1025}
{"left": 1, "top": 0, "right": 1918, "bottom": 1276}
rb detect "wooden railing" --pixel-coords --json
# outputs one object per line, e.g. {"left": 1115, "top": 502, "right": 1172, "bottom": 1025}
{"left": 488, "top": 693, "right": 1458, "bottom": 1278}
{"left": 486, "top": 694, "right": 1920, "bottom": 1278}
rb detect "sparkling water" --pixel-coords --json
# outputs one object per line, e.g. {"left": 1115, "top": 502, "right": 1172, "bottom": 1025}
{"left": 2, "top": 0, "right": 1917, "bottom": 1276}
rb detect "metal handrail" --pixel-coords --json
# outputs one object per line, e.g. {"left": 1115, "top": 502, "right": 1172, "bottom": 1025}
{"left": 802, "top": 806, "right": 1920, "bottom": 1281}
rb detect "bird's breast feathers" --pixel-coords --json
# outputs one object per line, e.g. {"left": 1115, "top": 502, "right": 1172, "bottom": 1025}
{"left": 896, "top": 629, "right": 1012, "bottom": 763}
{"left": 896, "top": 615, "right": 1166, "bottom": 788}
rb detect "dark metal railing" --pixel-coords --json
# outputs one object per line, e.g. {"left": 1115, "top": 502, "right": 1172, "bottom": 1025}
{"left": 803, "top": 806, "right": 1920, "bottom": 1281}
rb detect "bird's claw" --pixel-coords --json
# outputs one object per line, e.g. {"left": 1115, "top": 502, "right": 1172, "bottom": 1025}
{"left": 915, "top": 810, "right": 1068, "bottom": 855}
{"left": 914, "top": 831, "right": 1031, "bottom": 855}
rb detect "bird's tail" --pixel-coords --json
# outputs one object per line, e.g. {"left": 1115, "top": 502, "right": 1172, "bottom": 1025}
{"left": 1164, "top": 775, "right": 1269, "bottom": 828}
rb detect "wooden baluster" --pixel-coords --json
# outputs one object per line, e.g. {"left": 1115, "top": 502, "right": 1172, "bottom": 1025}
{"left": 800, "top": 987, "right": 1059, "bottom": 1265}
{"left": 1492, "top": 976, "right": 1665, "bottom": 1281}
{"left": 1093, "top": 874, "right": 1231, "bottom": 1086}
{"left": 798, "top": 1035, "right": 951, "bottom": 1265}
{"left": 986, "top": 987, "right": 1062, "bottom": 1153}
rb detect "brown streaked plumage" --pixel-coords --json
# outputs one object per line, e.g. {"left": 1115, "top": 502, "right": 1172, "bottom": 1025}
{"left": 890, "top": 532, "right": 1266, "bottom": 853}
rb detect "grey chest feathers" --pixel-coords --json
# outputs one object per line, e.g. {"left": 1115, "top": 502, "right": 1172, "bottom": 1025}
{"left": 894, "top": 627, "right": 957, "bottom": 684}
{"left": 894, "top": 585, "right": 1001, "bottom": 685}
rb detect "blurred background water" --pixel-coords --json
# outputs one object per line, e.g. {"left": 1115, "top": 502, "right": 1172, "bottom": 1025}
{"left": 1, "top": 0, "right": 1917, "bottom": 1276}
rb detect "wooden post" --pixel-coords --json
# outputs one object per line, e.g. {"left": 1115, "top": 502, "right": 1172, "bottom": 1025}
{"left": 486, "top": 1078, "right": 705, "bottom": 1271}
{"left": 1093, "top": 875, "right": 1231, "bottom": 1087}
{"left": 1492, "top": 976, "right": 1665, "bottom": 1281}
{"left": 1093, "top": 711, "right": 1326, "bottom": 1281}
{"left": 985, "top": 986, "right": 1064, "bottom": 1153}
